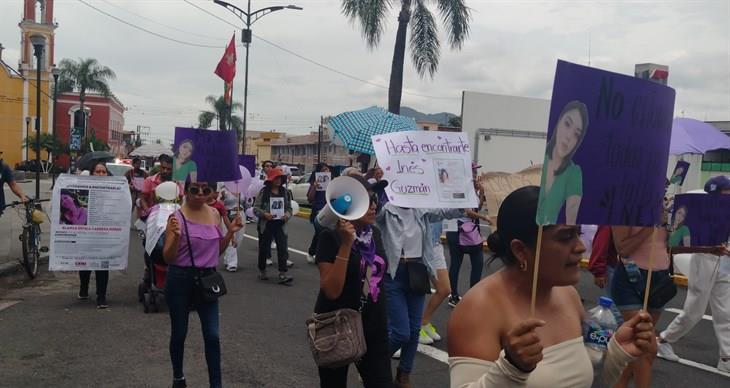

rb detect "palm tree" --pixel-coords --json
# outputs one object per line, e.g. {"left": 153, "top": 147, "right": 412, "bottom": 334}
{"left": 342, "top": 0, "right": 471, "bottom": 114}
{"left": 198, "top": 95, "right": 244, "bottom": 136}
{"left": 56, "top": 58, "right": 116, "bottom": 133}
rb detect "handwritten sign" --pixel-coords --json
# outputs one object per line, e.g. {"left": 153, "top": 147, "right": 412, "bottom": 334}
{"left": 372, "top": 131, "right": 478, "bottom": 209}
{"left": 173, "top": 127, "right": 241, "bottom": 183}
{"left": 536, "top": 60, "right": 675, "bottom": 226}
{"left": 671, "top": 194, "right": 730, "bottom": 247}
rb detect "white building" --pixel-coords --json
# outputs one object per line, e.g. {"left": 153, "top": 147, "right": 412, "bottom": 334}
{"left": 461, "top": 91, "right": 550, "bottom": 173}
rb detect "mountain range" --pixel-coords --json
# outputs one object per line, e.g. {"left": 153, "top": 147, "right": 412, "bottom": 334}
{"left": 400, "top": 106, "right": 458, "bottom": 125}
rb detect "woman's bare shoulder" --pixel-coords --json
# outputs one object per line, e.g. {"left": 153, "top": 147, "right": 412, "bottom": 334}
{"left": 447, "top": 275, "right": 506, "bottom": 361}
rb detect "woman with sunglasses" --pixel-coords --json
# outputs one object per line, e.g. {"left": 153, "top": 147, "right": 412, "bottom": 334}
{"left": 314, "top": 176, "right": 393, "bottom": 387}
{"left": 163, "top": 180, "right": 243, "bottom": 388}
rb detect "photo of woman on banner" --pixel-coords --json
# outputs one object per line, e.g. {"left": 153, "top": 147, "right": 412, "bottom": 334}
{"left": 668, "top": 205, "right": 691, "bottom": 248}
{"left": 537, "top": 100, "right": 589, "bottom": 225}
{"left": 669, "top": 163, "right": 688, "bottom": 186}
{"left": 173, "top": 139, "right": 198, "bottom": 182}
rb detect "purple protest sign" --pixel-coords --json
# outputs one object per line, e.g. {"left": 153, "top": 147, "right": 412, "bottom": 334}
{"left": 536, "top": 60, "right": 676, "bottom": 226}
{"left": 671, "top": 193, "right": 730, "bottom": 247}
{"left": 238, "top": 154, "right": 256, "bottom": 177}
{"left": 173, "top": 127, "right": 241, "bottom": 183}
{"left": 669, "top": 160, "right": 690, "bottom": 186}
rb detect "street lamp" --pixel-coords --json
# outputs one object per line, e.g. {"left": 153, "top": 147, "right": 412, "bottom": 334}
{"left": 51, "top": 65, "right": 61, "bottom": 183}
{"left": 213, "top": 0, "right": 302, "bottom": 153}
{"left": 25, "top": 116, "right": 31, "bottom": 161}
{"left": 29, "top": 35, "right": 45, "bottom": 199}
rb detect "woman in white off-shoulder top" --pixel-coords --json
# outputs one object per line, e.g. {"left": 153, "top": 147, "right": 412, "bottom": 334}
{"left": 448, "top": 186, "right": 655, "bottom": 388}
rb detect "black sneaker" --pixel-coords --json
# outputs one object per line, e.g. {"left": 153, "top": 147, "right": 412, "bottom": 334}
{"left": 277, "top": 274, "right": 293, "bottom": 285}
{"left": 78, "top": 291, "right": 89, "bottom": 300}
{"left": 447, "top": 294, "right": 461, "bottom": 308}
{"left": 172, "top": 377, "right": 187, "bottom": 388}
{"left": 258, "top": 270, "right": 269, "bottom": 281}
{"left": 96, "top": 296, "right": 108, "bottom": 309}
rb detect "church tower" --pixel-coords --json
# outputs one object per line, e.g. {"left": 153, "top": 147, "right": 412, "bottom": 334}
{"left": 19, "top": 0, "right": 57, "bottom": 74}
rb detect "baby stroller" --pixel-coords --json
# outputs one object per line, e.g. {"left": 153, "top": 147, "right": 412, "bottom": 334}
{"left": 138, "top": 233, "right": 168, "bottom": 313}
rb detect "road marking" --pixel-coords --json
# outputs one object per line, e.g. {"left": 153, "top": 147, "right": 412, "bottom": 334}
{"left": 243, "top": 233, "right": 309, "bottom": 257}
{"left": 664, "top": 307, "right": 712, "bottom": 321}
{"left": 417, "top": 344, "right": 449, "bottom": 364}
{"left": 244, "top": 228, "right": 729, "bottom": 378}
{"left": 0, "top": 300, "right": 21, "bottom": 313}
{"left": 672, "top": 356, "right": 730, "bottom": 378}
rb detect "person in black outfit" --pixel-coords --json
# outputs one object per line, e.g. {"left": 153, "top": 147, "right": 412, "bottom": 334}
{"left": 314, "top": 175, "right": 392, "bottom": 388}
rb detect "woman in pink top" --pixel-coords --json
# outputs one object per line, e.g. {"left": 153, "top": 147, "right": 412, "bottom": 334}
{"left": 163, "top": 180, "right": 242, "bottom": 388}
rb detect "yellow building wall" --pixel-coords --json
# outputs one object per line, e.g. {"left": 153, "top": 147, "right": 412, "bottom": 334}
{"left": 0, "top": 67, "right": 51, "bottom": 167}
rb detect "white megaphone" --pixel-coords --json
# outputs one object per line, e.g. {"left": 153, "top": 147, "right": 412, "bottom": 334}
{"left": 316, "top": 176, "right": 370, "bottom": 229}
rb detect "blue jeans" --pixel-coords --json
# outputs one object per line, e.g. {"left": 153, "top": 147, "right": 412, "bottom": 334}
{"left": 386, "top": 261, "right": 425, "bottom": 374}
{"left": 446, "top": 231, "right": 484, "bottom": 297}
{"left": 165, "top": 265, "right": 222, "bottom": 388}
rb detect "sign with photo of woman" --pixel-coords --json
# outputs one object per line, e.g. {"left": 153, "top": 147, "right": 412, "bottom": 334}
{"left": 669, "top": 160, "right": 690, "bottom": 186}
{"left": 672, "top": 193, "right": 730, "bottom": 247}
{"left": 173, "top": 127, "right": 241, "bottom": 184}
{"left": 536, "top": 60, "right": 675, "bottom": 226}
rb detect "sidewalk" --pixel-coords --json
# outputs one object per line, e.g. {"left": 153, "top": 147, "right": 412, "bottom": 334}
{"left": 0, "top": 178, "right": 52, "bottom": 275}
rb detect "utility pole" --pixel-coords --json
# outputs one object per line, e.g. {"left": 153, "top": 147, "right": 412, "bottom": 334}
{"left": 317, "top": 115, "right": 323, "bottom": 164}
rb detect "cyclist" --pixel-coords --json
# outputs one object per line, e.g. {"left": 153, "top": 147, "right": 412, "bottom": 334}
{"left": 0, "top": 151, "right": 29, "bottom": 214}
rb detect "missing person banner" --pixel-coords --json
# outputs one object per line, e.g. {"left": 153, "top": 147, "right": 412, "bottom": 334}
{"left": 49, "top": 174, "right": 132, "bottom": 271}
{"left": 173, "top": 127, "right": 241, "bottom": 184}
{"left": 372, "top": 131, "right": 478, "bottom": 209}
{"left": 670, "top": 193, "right": 730, "bottom": 247}
{"left": 536, "top": 60, "right": 676, "bottom": 226}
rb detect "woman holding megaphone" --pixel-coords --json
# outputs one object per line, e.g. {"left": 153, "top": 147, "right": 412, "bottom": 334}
{"left": 312, "top": 175, "right": 393, "bottom": 387}
{"left": 448, "top": 186, "right": 655, "bottom": 388}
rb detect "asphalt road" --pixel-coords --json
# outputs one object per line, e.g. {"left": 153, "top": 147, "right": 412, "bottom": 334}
{"left": 0, "top": 216, "right": 728, "bottom": 387}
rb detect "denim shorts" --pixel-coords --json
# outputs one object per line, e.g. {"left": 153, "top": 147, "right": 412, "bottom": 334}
{"left": 611, "top": 262, "right": 672, "bottom": 313}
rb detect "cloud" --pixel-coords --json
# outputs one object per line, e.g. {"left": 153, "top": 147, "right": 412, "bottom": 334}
{"left": 0, "top": 0, "right": 727, "bottom": 140}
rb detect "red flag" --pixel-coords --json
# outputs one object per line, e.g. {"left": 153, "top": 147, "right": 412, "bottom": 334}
{"left": 214, "top": 35, "right": 237, "bottom": 83}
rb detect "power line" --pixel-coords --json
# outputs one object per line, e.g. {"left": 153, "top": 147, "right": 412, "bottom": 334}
{"left": 77, "top": 0, "right": 224, "bottom": 48}
{"left": 98, "top": 0, "right": 225, "bottom": 41}
{"left": 183, "top": 0, "right": 459, "bottom": 101}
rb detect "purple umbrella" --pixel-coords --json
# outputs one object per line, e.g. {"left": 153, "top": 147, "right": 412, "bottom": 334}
{"left": 670, "top": 118, "right": 730, "bottom": 155}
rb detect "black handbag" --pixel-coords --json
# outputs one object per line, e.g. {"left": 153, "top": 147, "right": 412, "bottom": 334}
{"left": 406, "top": 261, "right": 431, "bottom": 295}
{"left": 179, "top": 211, "right": 227, "bottom": 304}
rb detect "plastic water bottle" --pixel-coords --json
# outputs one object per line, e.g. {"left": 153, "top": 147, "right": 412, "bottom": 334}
{"left": 584, "top": 296, "right": 618, "bottom": 363}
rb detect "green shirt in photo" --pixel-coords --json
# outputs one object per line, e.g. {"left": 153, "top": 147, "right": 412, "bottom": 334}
{"left": 173, "top": 159, "right": 197, "bottom": 182}
{"left": 668, "top": 225, "right": 691, "bottom": 248}
{"left": 536, "top": 157, "right": 583, "bottom": 225}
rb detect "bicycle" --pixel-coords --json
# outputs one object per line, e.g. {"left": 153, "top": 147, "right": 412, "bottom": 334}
{"left": 1, "top": 197, "right": 50, "bottom": 278}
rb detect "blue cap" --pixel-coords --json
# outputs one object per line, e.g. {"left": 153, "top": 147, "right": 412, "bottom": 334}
{"left": 704, "top": 175, "right": 730, "bottom": 194}
{"left": 599, "top": 296, "right": 613, "bottom": 308}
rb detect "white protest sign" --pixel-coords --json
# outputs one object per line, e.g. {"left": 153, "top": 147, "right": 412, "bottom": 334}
{"left": 50, "top": 174, "right": 132, "bottom": 271}
{"left": 270, "top": 197, "right": 285, "bottom": 219}
{"left": 315, "top": 172, "right": 331, "bottom": 191}
{"left": 145, "top": 203, "right": 180, "bottom": 255}
{"left": 372, "top": 131, "right": 478, "bottom": 209}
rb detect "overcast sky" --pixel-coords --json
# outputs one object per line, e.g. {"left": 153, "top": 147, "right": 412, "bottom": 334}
{"left": 1, "top": 0, "right": 728, "bottom": 143}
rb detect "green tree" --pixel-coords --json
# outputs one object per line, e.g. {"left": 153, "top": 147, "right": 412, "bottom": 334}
{"left": 23, "top": 133, "right": 67, "bottom": 164}
{"left": 57, "top": 58, "right": 116, "bottom": 133}
{"left": 81, "top": 130, "right": 110, "bottom": 153}
{"left": 198, "top": 95, "right": 243, "bottom": 137}
{"left": 342, "top": 0, "right": 471, "bottom": 114}
{"left": 448, "top": 115, "right": 461, "bottom": 127}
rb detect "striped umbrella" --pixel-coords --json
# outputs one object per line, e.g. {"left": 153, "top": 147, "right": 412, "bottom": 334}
{"left": 330, "top": 106, "right": 419, "bottom": 155}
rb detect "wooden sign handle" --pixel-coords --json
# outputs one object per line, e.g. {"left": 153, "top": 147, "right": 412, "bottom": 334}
{"left": 530, "top": 225, "right": 545, "bottom": 317}
{"left": 642, "top": 227, "right": 658, "bottom": 311}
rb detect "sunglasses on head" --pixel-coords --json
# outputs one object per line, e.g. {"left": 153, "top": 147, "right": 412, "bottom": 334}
{"left": 188, "top": 186, "right": 212, "bottom": 195}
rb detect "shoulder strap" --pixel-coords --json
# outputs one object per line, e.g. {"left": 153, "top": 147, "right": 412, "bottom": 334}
{"left": 178, "top": 210, "right": 197, "bottom": 268}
